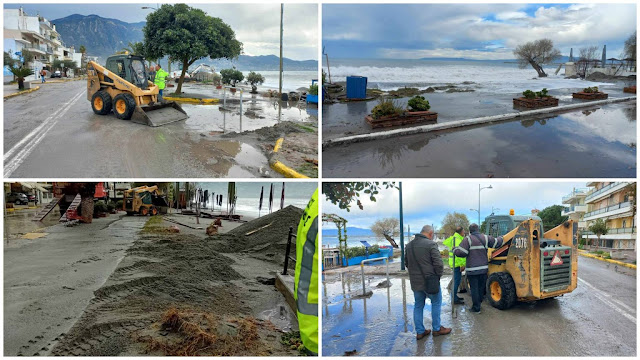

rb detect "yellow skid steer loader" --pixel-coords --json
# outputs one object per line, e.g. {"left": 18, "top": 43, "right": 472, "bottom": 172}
{"left": 87, "top": 54, "right": 188, "bottom": 126}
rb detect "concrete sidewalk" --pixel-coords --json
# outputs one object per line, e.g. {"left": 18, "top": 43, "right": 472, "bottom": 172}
{"left": 3, "top": 215, "right": 147, "bottom": 356}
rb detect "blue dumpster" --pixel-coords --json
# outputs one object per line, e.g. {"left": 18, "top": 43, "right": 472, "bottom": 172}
{"left": 346, "top": 76, "right": 367, "bottom": 99}
{"left": 307, "top": 79, "right": 318, "bottom": 104}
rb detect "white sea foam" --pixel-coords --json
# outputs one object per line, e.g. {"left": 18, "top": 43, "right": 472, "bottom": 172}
{"left": 324, "top": 61, "right": 614, "bottom": 94}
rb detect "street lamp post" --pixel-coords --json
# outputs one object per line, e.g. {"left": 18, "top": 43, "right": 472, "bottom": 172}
{"left": 478, "top": 184, "right": 493, "bottom": 224}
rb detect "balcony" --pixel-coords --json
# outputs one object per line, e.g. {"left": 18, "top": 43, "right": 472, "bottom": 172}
{"left": 585, "top": 182, "right": 631, "bottom": 203}
{"left": 562, "top": 204, "right": 587, "bottom": 216}
{"left": 583, "top": 201, "right": 633, "bottom": 221}
{"left": 562, "top": 188, "right": 590, "bottom": 203}
{"left": 582, "top": 227, "right": 636, "bottom": 240}
{"left": 583, "top": 227, "right": 635, "bottom": 235}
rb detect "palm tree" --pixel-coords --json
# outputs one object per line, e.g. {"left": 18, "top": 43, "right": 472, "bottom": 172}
{"left": 9, "top": 66, "right": 34, "bottom": 90}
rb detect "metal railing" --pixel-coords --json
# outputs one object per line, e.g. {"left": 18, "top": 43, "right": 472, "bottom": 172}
{"left": 282, "top": 226, "right": 296, "bottom": 275}
{"left": 222, "top": 86, "right": 244, "bottom": 114}
{"left": 582, "top": 227, "right": 635, "bottom": 235}
{"left": 585, "top": 182, "right": 628, "bottom": 202}
{"left": 583, "top": 201, "right": 632, "bottom": 218}
{"left": 562, "top": 188, "right": 590, "bottom": 202}
{"left": 562, "top": 205, "right": 585, "bottom": 213}
{"left": 360, "top": 257, "right": 389, "bottom": 296}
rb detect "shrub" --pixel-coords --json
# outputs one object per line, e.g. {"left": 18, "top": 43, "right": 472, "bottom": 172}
{"left": 107, "top": 201, "right": 116, "bottom": 212}
{"left": 583, "top": 86, "right": 599, "bottom": 93}
{"left": 212, "top": 73, "right": 222, "bottom": 85}
{"left": 523, "top": 90, "right": 537, "bottom": 99}
{"left": 309, "top": 84, "right": 318, "bottom": 95}
{"left": 536, "top": 88, "right": 549, "bottom": 97}
{"left": 220, "top": 68, "right": 244, "bottom": 86}
{"left": 116, "top": 200, "right": 124, "bottom": 209}
{"left": 94, "top": 200, "right": 108, "bottom": 214}
{"left": 371, "top": 98, "right": 404, "bottom": 119}
{"left": 407, "top": 95, "right": 430, "bottom": 111}
{"left": 343, "top": 245, "right": 381, "bottom": 259}
{"left": 246, "top": 71, "right": 265, "bottom": 87}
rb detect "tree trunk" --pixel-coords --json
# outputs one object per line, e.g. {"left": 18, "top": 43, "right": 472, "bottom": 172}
{"left": 383, "top": 234, "right": 399, "bottom": 248}
{"left": 175, "top": 58, "right": 189, "bottom": 95}
{"left": 595, "top": 235, "right": 600, "bottom": 251}
{"left": 529, "top": 60, "right": 547, "bottom": 77}
{"left": 80, "top": 196, "right": 94, "bottom": 224}
{"left": 17, "top": 79, "right": 24, "bottom": 90}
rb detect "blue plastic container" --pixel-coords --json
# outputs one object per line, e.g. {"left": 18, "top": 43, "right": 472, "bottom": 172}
{"left": 346, "top": 76, "right": 368, "bottom": 99}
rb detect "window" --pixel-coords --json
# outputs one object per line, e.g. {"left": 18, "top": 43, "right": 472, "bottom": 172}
{"left": 623, "top": 220, "right": 627, "bottom": 228}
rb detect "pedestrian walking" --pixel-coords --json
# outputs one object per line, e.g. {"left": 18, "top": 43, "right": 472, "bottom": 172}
{"left": 40, "top": 69, "right": 46, "bottom": 83}
{"left": 443, "top": 226, "right": 466, "bottom": 304}
{"left": 154, "top": 64, "right": 168, "bottom": 101}
{"left": 405, "top": 225, "right": 452, "bottom": 339}
{"left": 453, "top": 223, "right": 504, "bottom": 313}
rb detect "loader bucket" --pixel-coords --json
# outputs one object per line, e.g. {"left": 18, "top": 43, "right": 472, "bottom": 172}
{"left": 131, "top": 101, "right": 189, "bottom": 127}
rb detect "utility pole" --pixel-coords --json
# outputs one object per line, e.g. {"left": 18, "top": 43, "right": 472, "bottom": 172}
{"left": 278, "top": 3, "right": 284, "bottom": 99}
{"left": 399, "top": 182, "right": 405, "bottom": 271}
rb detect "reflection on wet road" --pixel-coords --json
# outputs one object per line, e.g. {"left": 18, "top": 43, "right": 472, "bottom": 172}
{"left": 322, "top": 257, "right": 636, "bottom": 356}
{"left": 323, "top": 102, "right": 636, "bottom": 178}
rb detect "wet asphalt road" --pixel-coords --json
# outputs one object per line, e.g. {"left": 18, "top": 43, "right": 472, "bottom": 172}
{"left": 3, "top": 81, "right": 301, "bottom": 178}
{"left": 323, "top": 101, "right": 636, "bottom": 178}
{"left": 322, "top": 256, "right": 636, "bottom": 356}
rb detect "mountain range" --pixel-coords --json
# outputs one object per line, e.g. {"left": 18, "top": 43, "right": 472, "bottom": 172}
{"left": 51, "top": 14, "right": 317, "bottom": 70}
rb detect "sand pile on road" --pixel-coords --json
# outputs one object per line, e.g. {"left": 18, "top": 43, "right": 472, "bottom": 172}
{"left": 214, "top": 205, "right": 303, "bottom": 255}
{"left": 222, "top": 121, "right": 303, "bottom": 141}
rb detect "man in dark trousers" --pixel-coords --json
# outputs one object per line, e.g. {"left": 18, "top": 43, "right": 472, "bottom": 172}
{"left": 405, "top": 225, "right": 452, "bottom": 339}
{"left": 454, "top": 223, "right": 504, "bottom": 313}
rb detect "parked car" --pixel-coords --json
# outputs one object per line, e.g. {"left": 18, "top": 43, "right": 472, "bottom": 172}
{"left": 27, "top": 194, "right": 38, "bottom": 204}
{"left": 6, "top": 192, "right": 28, "bottom": 205}
{"left": 50, "top": 70, "right": 62, "bottom": 78}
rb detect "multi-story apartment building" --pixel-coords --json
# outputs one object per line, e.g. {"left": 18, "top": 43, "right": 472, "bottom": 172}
{"left": 582, "top": 182, "right": 636, "bottom": 252}
{"left": 561, "top": 187, "right": 589, "bottom": 233}
{"left": 4, "top": 8, "right": 79, "bottom": 78}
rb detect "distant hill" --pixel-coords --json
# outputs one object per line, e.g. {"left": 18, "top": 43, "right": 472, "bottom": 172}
{"left": 322, "top": 227, "right": 374, "bottom": 237}
{"left": 52, "top": 14, "right": 144, "bottom": 59}
{"left": 52, "top": 14, "right": 317, "bottom": 71}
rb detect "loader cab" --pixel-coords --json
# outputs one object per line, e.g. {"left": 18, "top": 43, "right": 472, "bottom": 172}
{"left": 105, "top": 54, "right": 149, "bottom": 90}
{"left": 484, "top": 214, "right": 544, "bottom": 238}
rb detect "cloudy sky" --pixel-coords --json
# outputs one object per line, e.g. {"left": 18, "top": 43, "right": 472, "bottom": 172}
{"left": 6, "top": 3, "right": 318, "bottom": 60}
{"left": 323, "top": 3, "right": 636, "bottom": 60}
{"left": 322, "top": 181, "right": 589, "bottom": 233}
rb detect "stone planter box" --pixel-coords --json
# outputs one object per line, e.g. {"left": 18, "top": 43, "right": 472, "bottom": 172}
{"left": 365, "top": 111, "right": 438, "bottom": 129}
{"left": 623, "top": 85, "right": 636, "bottom": 94}
{"left": 572, "top": 92, "right": 608, "bottom": 100}
{"left": 513, "top": 96, "right": 559, "bottom": 109}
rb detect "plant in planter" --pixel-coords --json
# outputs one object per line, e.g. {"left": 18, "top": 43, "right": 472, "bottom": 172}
{"left": 246, "top": 71, "right": 265, "bottom": 94}
{"left": 116, "top": 200, "right": 124, "bottom": 210}
{"left": 309, "top": 83, "right": 319, "bottom": 96}
{"left": 407, "top": 95, "right": 430, "bottom": 111}
{"left": 583, "top": 86, "right": 599, "bottom": 93}
{"left": 535, "top": 88, "right": 550, "bottom": 97}
{"left": 371, "top": 98, "right": 404, "bottom": 119}
{"left": 212, "top": 73, "right": 222, "bottom": 88}
{"left": 9, "top": 66, "right": 34, "bottom": 90}
{"left": 94, "top": 200, "right": 108, "bottom": 217}
{"left": 107, "top": 201, "right": 116, "bottom": 214}
{"left": 522, "top": 90, "right": 537, "bottom": 99}
{"left": 514, "top": 88, "right": 558, "bottom": 108}
{"left": 574, "top": 85, "right": 608, "bottom": 100}
{"left": 220, "top": 68, "right": 244, "bottom": 88}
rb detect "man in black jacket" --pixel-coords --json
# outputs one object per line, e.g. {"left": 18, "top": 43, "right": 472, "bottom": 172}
{"left": 454, "top": 223, "right": 504, "bottom": 313}
{"left": 405, "top": 225, "right": 452, "bottom": 339}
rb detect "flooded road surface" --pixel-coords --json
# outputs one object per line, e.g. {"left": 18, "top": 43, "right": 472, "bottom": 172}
{"left": 323, "top": 102, "right": 636, "bottom": 178}
{"left": 322, "top": 256, "right": 636, "bottom": 356}
{"left": 3, "top": 81, "right": 315, "bottom": 177}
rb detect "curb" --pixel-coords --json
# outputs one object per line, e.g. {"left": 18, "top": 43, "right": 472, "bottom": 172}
{"left": 163, "top": 96, "right": 219, "bottom": 104}
{"left": 269, "top": 137, "right": 310, "bottom": 178}
{"left": 578, "top": 250, "right": 636, "bottom": 269}
{"left": 323, "top": 96, "right": 637, "bottom": 148}
{"left": 4, "top": 86, "right": 40, "bottom": 99}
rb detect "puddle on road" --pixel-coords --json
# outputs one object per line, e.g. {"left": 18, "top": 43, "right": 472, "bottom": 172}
{"left": 323, "top": 273, "right": 456, "bottom": 356}
{"left": 180, "top": 101, "right": 315, "bottom": 134}
{"left": 185, "top": 137, "right": 271, "bottom": 177}
{"left": 323, "top": 102, "right": 636, "bottom": 178}
{"left": 5, "top": 207, "right": 60, "bottom": 238}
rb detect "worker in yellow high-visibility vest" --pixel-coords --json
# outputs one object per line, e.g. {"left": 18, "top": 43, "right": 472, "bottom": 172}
{"left": 295, "top": 188, "right": 318, "bottom": 354}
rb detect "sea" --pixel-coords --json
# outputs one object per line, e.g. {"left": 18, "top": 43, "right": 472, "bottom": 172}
{"left": 193, "top": 182, "right": 317, "bottom": 219}
{"left": 322, "top": 234, "right": 447, "bottom": 251}
{"left": 252, "top": 70, "right": 318, "bottom": 92}
{"left": 323, "top": 58, "right": 614, "bottom": 94}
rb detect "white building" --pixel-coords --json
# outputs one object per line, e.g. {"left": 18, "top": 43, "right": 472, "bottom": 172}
{"left": 4, "top": 8, "right": 79, "bottom": 80}
{"left": 561, "top": 187, "right": 589, "bottom": 232}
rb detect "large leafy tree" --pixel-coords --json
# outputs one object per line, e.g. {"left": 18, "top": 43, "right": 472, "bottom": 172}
{"left": 144, "top": 4, "right": 243, "bottom": 94}
{"left": 588, "top": 218, "right": 608, "bottom": 251}
{"left": 513, "top": 39, "right": 561, "bottom": 77}
{"left": 537, "top": 205, "right": 568, "bottom": 232}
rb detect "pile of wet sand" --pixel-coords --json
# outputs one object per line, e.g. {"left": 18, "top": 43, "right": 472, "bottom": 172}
{"left": 222, "top": 121, "right": 304, "bottom": 141}
{"left": 49, "top": 215, "right": 303, "bottom": 357}
{"left": 214, "top": 205, "right": 303, "bottom": 256}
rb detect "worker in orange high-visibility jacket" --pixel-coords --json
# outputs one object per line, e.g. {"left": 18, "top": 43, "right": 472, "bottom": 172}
{"left": 294, "top": 188, "right": 318, "bottom": 354}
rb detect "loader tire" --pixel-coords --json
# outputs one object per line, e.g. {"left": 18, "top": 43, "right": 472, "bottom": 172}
{"left": 113, "top": 93, "right": 136, "bottom": 120}
{"left": 486, "top": 272, "right": 516, "bottom": 310}
{"left": 139, "top": 206, "right": 149, "bottom": 216}
{"left": 149, "top": 206, "right": 158, "bottom": 216}
{"left": 91, "top": 91, "right": 112, "bottom": 115}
